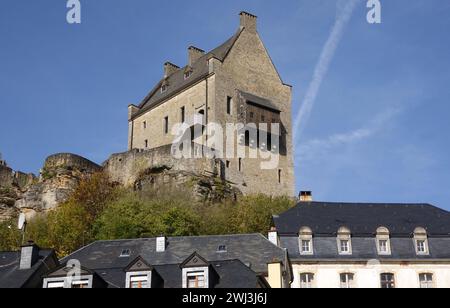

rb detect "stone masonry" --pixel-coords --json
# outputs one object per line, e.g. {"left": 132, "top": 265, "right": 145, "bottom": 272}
{"left": 127, "top": 12, "right": 295, "bottom": 197}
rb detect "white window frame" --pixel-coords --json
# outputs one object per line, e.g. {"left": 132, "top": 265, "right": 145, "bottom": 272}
{"left": 299, "top": 273, "right": 315, "bottom": 289}
{"left": 340, "top": 273, "right": 355, "bottom": 289}
{"left": 126, "top": 271, "right": 152, "bottom": 289}
{"left": 47, "top": 281, "right": 65, "bottom": 289}
{"left": 299, "top": 227, "right": 314, "bottom": 256}
{"left": 376, "top": 227, "right": 392, "bottom": 256}
{"left": 182, "top": 267, "right": 209, "bottom": 289}
{"left": 337, "top": 227, "right": 352, "bottom": 255}
{"left": 419, "top": 273, "right": 434, "bottom": 289}
{"left": 414, "top": 227, "right": 430, "bottom": 256}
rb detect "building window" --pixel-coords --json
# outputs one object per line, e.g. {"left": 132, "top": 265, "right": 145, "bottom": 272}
{"left": 47, "top": 281, "right": 65, "bottom": 289}
{"left": 299, "top": 227, "right": 313, "bottom": 255}
{"left": 419, "top": 273, "right": 434, "bottom": 289}
{"left": 340, "top": 273, "right": 355, "bottom": 289}
{"left": 300, "top": 273, "right": 314, "bottom": 289}
{"left": 164, "top": 116, "right": 169, "bottom": 134}
{"left": 161, "top": 84, "right": 168, "bottom": 93}
{"left": 143, "top": 121, "right": 147, "bottom": 129}
{"left": 380, "top": 273, "right": 395, "bottom": 289}
{"left": 184, "top": 70, "right": 193, "bottom": 80}
{"left": 337, "top": 227, "right": 352, "bottom": 255}
{"left": 181, "top": 107, "right": 186, "bottom": 123}
{"left": 414, "top": 227, "right": 429, "bottom": 255}
{"left": 144, "top": 140, "right": 148, "bottom": 148}
{"left": 217, "top": 245, "right": 227, "bottom": 253}
{"left": 226, "top": 161, "right": 230, "bottom": 168}
{"left": 71, "top": 280, "right": 90, "bottom": 289}
{"left": 278, "top": 169, "right": 282, "bottom": 184}
{"left": 376, "top": 227, "right": 391, "bottom": 255}
{"left": 238, "top": 158, "right": 242, "bottom": 172}
{"left": 187, "top": 272, "right": 206, "bottom": 289}
{"left": 129, "top": 275, "right": 149, "bottom": 289}
{"left": 227, "top": 97, "right": 233, "bottom": 115}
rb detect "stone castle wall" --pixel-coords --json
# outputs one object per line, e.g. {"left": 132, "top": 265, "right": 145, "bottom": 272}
{"left": 103, "top": 145, "right": 217, "bottom": 187}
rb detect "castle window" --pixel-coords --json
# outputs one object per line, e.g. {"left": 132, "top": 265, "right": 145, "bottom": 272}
{"left": 184, "top": 70, "right": 193, "bottom": 80}
{"left": 143, "top": 121, "right": 147, "bottom": 129}
{"left": 238, "top": 158, "right": 242, "bottom": 172}
{"left": 413, "top": 227, "right": 429, "bottom": 255}
{"left": 181, "top": 107, "right": 186, "bottom": 123}
{"left": 164, "top": 117, "right": 169, "bottom": 134}
{"left": 337, "top": 227, "right": 352, "bottom": 255}
{"left": 226, "top": 161, "right": 230, "bottom": 168}
{"left": 144, "top": 140, "right": 148, "bottom": 149}
{"left": 278, "top": 169, "right": 282, "bottom": 184}
{"left": 419, "top": 273, "right": 434, "bottom": 289}
{"left": 161, "top": 84, "right": 168, "bottom": 93}
{"left": 227, "top": 97, "right": 233, "bottom": 115}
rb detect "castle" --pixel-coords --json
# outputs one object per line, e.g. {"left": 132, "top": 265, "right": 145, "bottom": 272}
{"left": 126, "top": 12, "right": 295, "bottom": 197}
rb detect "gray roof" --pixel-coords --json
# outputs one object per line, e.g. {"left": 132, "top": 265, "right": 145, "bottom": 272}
{"left": 134, "top": 29, "right": 243, "bottom": 118}
{"left": 60, "top": 234, "right": 286, "bottom": 288}
{"left": 274, "top": 202, "right": 450, "bottom": 261}
{"left": 274, "top": 202, "right": 450, "bottom": 237}
{"left": 0, "top": 250, "right": 57, "bottom": 288}
{"left": 281, "top": 236, "right": 450, "bottom": 261}
{"left": 239, "top": 91, "right": 281, "bottom": 112}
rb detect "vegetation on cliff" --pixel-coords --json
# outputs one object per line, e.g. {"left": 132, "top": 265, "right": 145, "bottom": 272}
{"left": 0, "top": 173, "right": 295, "bottom": 257}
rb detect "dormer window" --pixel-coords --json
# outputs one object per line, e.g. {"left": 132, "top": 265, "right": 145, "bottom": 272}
{"left": 337, "top": 227, "right": 352, "bottom": 255}
{"left": 414, "top": 227, "right": 429, "bottom": 256}
{"left": 161, "top": 80, "right": 169, "bottom": 93}
{"left": 181, "top": 252, "right": 210, "bottom": 289}
{"left": 376, "top": 227, "right": 392, "bottom": 255}
{"left": 125, "top": 257, "right": 153, "bottom": 289}
{"left": 299, "top": 227, "right": 313, "bottom": 255}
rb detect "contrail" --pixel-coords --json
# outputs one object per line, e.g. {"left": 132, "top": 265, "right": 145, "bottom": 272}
{"left": 293, "top": 0, "right": 361, "bottom": 148}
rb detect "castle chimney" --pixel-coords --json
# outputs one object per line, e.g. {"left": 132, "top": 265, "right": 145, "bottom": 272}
{"left": 164, "top": 62, "right": 179, "bottom": 78}
{"left": 20, "top": 241, "right": 40, "bottom": 270}
{"left": 156, "top": 236, "right": 167, "bottom": 252}
{"left": 188, "top": 46, "right": 205, "bottom": 67}
{"left": 240, "top": 11, "right": 257, "bottom": 32}
{"left": 299, "top": 191, "right": 313, "bottom": 202}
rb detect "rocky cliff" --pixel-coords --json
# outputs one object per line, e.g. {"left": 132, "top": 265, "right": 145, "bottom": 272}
{"left": 0, "top": 149, "right": 241, "bottom": 222}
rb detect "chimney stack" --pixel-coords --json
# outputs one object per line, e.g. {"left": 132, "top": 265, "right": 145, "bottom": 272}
{"left": 268, "top": 227, "right": 279, "bottom": 246}
{"left": 20, "top": 241, "right": 40, "bottom": 270}
{"left": 240, "top": 11, "right": 257, "bottom": 32}
{"left": 299, "top": 191, "right": 313, "bottom": 202}
{"left": 156, "top": 236, "right": 167, "bottom": 252}
{"left": 188, "top": 46, "right": 205, "bottom": 67}
{"left": 164, "top": 62, "right": 179, "bottom": 78}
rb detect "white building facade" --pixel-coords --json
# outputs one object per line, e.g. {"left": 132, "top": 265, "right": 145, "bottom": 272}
{"left": 272, "top": 198, "right": 450, "bottom": 288}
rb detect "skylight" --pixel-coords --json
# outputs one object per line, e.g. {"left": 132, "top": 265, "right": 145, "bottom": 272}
{"left": 120, "top": 249, "right": 131, "bottom": 257}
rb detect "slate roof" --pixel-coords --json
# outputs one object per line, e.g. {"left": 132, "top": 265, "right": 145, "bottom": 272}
{"left": 0, "top": 250, "right": 57, "bottom": 288}
{"left": 60, "top": 234, "right": 287, "bottom": 288}
{"left": 274, "top": 202, "right": 450, "bottom": 237}
{"left": 274, "top": 202, "right": 450, "bottom": 261}
{"left": 134, "top": 29, "right": 243, "bottom": 119}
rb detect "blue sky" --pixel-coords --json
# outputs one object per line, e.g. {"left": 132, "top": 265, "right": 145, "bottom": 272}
{"left": 1, "top": 0, "right": 449, "bottom": 209}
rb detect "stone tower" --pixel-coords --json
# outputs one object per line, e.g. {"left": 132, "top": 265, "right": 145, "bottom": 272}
{"left": 127, "top": 12, "right": 295, "bottom": 197}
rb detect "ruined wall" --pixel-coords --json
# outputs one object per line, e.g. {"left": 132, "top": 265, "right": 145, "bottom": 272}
{"left": 103, "top": 145, "right": 217, "bottom": 187}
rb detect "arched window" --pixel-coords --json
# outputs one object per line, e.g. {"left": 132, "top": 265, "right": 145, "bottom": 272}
{"left": 299, "top": 227, "right": 313, "bottom": 255}
{"left": 376, "top": 227, "right": 391, "bottom": 255}
{"left": 337, "top": 227, "right": 352, "bottom": 255}
{"left": 413, "top": 227, "right": 429, "bottom": 255}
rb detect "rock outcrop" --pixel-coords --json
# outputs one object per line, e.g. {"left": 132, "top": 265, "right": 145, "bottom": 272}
{"left": 13, "top": 154, "right": 101, "bottom": 221}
